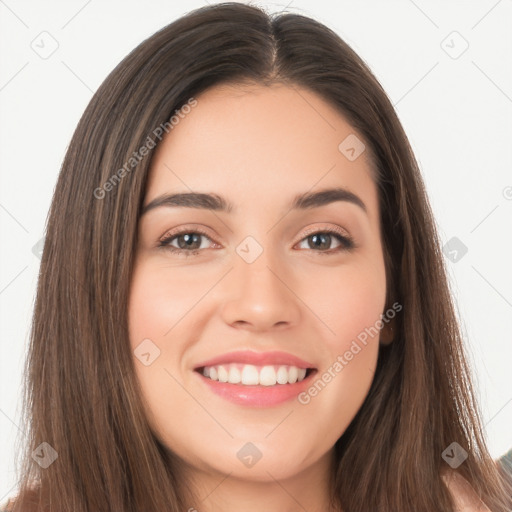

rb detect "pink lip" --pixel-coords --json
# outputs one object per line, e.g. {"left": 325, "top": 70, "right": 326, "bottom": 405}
{"left": 192, "top": 350, "right": 317, "bottom": 407}
{"left": 193, "top": 350, "right": 315, "bottom": 370}
{"left": 194, "top": 370, "right": 316, "bottom": 407}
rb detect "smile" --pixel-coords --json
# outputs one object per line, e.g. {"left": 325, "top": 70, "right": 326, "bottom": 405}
{"left": 198, "top": 364, "right": 313, "bottom": 386}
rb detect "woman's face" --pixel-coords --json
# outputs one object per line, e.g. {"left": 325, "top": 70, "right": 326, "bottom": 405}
{"left": 128, "top": 83, "right": 387, "bottom": 483}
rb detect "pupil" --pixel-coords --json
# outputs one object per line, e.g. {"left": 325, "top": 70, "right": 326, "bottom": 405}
{"left": 311, "top": 233, "right": 330, "bottom": 250}
{"left": 179, "top": 233, "right": 200, "bottom": 250}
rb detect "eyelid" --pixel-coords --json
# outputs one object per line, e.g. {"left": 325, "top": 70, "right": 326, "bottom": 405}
{"left": 158, "top": 224, "right": 351, "bottom": 245}
{"left": 157, "top": 223, "right": 355, "bottom": 254}
{"left": 157, "top": 224, "right": 216, "bottom": 245}
{"left": 296, "top": 224, "right": 351, "bottom": 245}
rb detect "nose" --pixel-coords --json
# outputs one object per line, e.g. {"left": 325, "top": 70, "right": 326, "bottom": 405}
{"left": 220, "top": 248, "right": 302, "bottom": 332}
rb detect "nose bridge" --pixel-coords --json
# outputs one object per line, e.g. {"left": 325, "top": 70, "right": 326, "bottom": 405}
{"left": 220, "top": 234, "right": 301, "bottom": 330}
{"left": 235, "top": 233, "right": 288, "bottom": 300}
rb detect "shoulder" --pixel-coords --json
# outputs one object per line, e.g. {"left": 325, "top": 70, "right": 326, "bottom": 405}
{"left": 441, "top": 470, "right": 491, "bottom": 512}
{"left": 498, "top": 448, "right": 512, "bottom": 477}
{"left": 0, "top": 486, "right": 42, "bottom": 512}
{"left": 0, "top": 497, "right": 14, "bottom": 512}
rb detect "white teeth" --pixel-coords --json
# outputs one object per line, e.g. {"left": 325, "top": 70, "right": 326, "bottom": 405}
{"left": 217, "top": 365, "right": 229, "bottom": 383}
{"left": 276, "top": 366, "right": 288, "bottom": 384}
{"left": 259, "top": 365, "right": 277, "bottom": 386}
{"left": 228, "top": 365, "right": 241, "bottom": 384}
{"left": 241, "top": 364, "right": 259, "bottom": 385}
{"left": 201, "top": 363, "right": 310, "bottom": 386}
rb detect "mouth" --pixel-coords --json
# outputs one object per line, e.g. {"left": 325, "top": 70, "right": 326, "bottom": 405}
{"left": 193, "top": 362, "right": 318, "bottom": 407}
{"left": 194, "top": 364, "right": 317, "bottom": 386}
{"left": 192, "top": 350, "right": 318, "bottom": 406}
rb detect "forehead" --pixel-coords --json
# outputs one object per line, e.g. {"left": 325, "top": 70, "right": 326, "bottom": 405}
{"left": 144, "top": 83, "right": 378, "bottom": 219}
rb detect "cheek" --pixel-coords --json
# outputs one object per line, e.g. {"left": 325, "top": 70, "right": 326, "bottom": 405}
{"left": 127, "top": 261, "right": 190, "bottom": 405}
{"left": 295, "top": 259, "right": 386, "bottom": 422}
{"left": 335, "top": 274, "right": 385, "bottom": 350}
{"left": 128, "top": 259, "right": 208, "bottom": 347}
{"left": 127, "top": 262, "right": 196, "bottom": 444}
{"left": 299, "top": 258, "right": 387, "bottom": 350}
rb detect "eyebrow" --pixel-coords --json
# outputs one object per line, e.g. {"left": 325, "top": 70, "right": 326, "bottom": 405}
{"left": 141, "top": 187, "right": 367, "bottom": 216}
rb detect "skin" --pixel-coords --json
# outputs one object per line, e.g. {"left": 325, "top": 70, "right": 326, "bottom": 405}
{"left": 128, "top": 82, "right": 391, "bottom": 512}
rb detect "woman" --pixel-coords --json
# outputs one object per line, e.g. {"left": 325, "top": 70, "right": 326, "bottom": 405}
{"left": 4, "top": 3, "right": 511, "bottom": 511}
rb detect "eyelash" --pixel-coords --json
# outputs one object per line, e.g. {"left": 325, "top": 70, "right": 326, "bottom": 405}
{"left": 157, "top": 226, "right": 355, "bottom": 257}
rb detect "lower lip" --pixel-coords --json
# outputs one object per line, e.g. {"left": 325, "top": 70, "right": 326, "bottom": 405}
{"left": 195, "top": 371, "right": 315, "bottom": 407}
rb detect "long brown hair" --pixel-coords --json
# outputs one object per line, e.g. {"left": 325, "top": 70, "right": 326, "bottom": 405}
{"left": 11, "top": 3, "right": 511, "bottom": 511}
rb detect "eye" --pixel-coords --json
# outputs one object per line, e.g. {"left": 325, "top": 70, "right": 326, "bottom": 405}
{"left": 157, "top": 226, "right": 354, "bottom": 257}
{"left": 295, "top": 228, "right": 355, "bottom": 255}
{"left": 158, "top": 227, "right": 217, "bottom": 257}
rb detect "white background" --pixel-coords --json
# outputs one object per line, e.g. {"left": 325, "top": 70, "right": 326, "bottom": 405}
{"left": 1, "top": 0, "right": 511, "bottom": 501}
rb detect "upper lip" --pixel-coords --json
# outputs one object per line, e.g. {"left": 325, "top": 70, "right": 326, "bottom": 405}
{"left": 193, "top": 350, "right": 315, "bottom": 370}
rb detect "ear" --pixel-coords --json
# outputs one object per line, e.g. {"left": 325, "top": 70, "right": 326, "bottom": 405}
{"left": 379, "top": 316, "right": 395, "bottom": 345}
